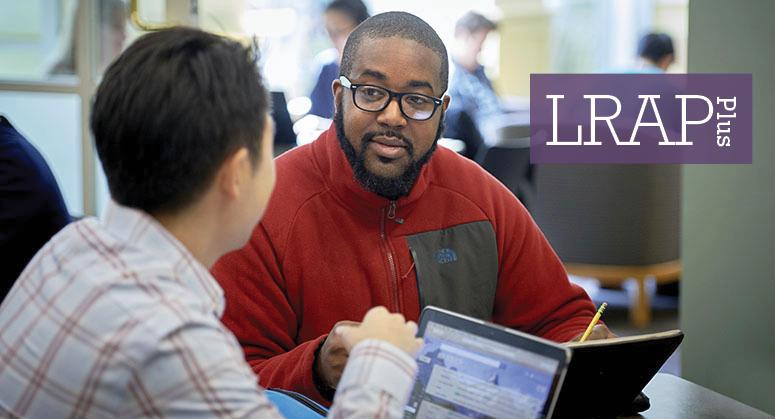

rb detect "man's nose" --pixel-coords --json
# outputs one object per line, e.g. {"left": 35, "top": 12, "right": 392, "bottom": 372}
{"left": 376, "top": 97, "right": 407, "bottom": 129}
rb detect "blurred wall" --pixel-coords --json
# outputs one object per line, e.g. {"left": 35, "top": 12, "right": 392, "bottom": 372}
{"left": 681, "top": 0, "right": 775, "bottom": 415}
{"left": 493, "top": 0, "right": 687, "bottom": 97}
{"left": 493, "top": 0, "right": 549, "bottom": 97}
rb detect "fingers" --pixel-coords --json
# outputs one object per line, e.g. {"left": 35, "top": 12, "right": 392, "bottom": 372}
{"left": 363, "top": 306, "right": 389, "bottom": 321}
{"left": 335, "top": 319, "right": 361, "bottom": 328}
{"left": 335, "top": 325, "right": 359, "bottom": 348}
{"left": 334, "top": 324, "right": 353, "bottom": 338}
{"left": 594, "top": 324, "right": 617, "bottom": 339}
{"left": 413, "top": 337, "right": 425, "bottom": 352}
{"left": 406, "top": 320, "right": 418, "bottom": 336}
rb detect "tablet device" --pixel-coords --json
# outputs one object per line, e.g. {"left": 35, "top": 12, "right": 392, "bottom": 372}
{"left": 553, "top": 329, "right": 684, "bottom": 418}
{"left": 404, "top": 306, "right": 571, "bottom": 419}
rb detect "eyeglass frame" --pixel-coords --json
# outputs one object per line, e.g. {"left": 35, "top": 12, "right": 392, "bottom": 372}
{"left": 338, "top": 75, "right": 444, "bottom": 121}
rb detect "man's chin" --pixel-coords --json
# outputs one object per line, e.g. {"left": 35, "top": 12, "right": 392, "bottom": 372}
{"left": 364, "top": 159, "right": 409, "bottom": 180}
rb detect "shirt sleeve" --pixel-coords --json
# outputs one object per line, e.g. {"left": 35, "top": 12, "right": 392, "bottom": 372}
{"left": 123, "top": 319, "right": 284, "bottom": 418}
{"left": 124, "top": 318, "right": 416, "bottom": 418}
{"left": 329, "top": 339, "right": 418, "bottom": 419}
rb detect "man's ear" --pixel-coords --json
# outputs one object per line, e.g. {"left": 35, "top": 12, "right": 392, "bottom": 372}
{"left": 332, "top": 79, "right": 343, "bottom": 112}
{"left": 442, "top": 94, "right": 451, "bottom": 112}
{"left": 217, "top": 147, "right": 251, "bottom": 200}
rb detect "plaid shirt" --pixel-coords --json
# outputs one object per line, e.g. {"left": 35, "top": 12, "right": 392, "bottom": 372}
{"left": 0, "top": 202, "right": 417, "bottom": 418}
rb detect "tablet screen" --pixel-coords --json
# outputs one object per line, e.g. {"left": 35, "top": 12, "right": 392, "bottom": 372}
{"left": 404, "top": 320, "right": 562, "bottom": 419}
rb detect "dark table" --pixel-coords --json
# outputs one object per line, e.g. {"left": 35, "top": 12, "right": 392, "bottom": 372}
{"left": 621, "top": 373, "right": 773, "bottom": 418}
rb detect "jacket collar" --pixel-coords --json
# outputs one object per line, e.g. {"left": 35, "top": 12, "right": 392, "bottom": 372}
{"left": 311, "top": 124, "right": 432, "bottom": 218}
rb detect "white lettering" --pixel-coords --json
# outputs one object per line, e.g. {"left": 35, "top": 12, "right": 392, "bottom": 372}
{"left": 677, "top": 94, "right": 713, "bottom": 145}
{"left": 546, "top": 94, "right": 583, "bottom": 145}
{"left": 630, "top": 95, "right": 670, "bottom": 145}
{"left": 584, "top": 95, "right": 620, "bottom": 145}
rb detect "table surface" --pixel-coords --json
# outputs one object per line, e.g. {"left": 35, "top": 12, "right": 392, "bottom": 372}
{"left": 620, "top": 373, "right": 773, "bottom": 419}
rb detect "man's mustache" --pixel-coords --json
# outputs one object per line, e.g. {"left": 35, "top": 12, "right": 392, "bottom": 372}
{"left": 362, "top": 130, "right": 414, "bottom": 155}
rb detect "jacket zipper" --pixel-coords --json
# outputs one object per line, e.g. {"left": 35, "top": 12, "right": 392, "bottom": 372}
{"left": 381, "top": 201, "right": 401, "bottom": 312}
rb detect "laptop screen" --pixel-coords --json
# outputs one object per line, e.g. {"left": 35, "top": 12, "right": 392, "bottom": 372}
{"left": 404, "top": 321, "right": 561, "bottom": 419}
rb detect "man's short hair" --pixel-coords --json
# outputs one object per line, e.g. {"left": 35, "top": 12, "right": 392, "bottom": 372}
{"left": 91, "top": 27, "right": 269, "bottom": 215}
{"left": 638, "top": 32, "right": 675, "bottom": 63}
{"left": 325, "top": 0, "right": 370, "bottom": 25}
{"left": 455, "top": 11, "right": 497, "bottom": 35}
{"left": 340, "top": 11, "right": 449, "bottom": 94}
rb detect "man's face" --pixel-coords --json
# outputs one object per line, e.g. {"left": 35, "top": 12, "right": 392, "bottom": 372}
{"left": 467, "top": 29, "right": 490, "bottom": 57}
{"left": 217, "top": 113, "right": 276, "bottom": 255}
{"left": 233, "top": 114, "right": 275, "bottom": 249}
{"left": 325, "top": 10, "right": 358, "bottom": 56}
{"left": 333, "top": 37, "right": 450, "bottom": 199}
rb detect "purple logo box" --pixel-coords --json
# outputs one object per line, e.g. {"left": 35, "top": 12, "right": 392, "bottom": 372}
{"left": 530, "top": 74, "right": 752, "bottom": 164}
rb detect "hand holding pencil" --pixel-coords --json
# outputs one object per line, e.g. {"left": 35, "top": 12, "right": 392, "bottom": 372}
{"left": 571, "top": 302, "right": 617, "bottom": 343}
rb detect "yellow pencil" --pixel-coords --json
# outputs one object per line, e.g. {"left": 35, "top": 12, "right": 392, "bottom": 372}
{"left": 579, "top": 302, "right": 608, "bottom": 342}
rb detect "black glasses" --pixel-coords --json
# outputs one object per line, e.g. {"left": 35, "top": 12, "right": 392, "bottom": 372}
{"left": 339, "top": 76, "right": 443, "bottom": 121}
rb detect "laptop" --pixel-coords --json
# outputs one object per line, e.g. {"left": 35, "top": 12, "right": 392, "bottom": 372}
{"left": 404, "top": 306, "right": 571, "bottom": 419}
{"left": 270, "top": 91, "right": 297, "bottom": 149}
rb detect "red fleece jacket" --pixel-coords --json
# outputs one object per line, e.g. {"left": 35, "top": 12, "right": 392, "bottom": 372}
{"left": 212, "top": 125, "right": 596, "bottom": 404}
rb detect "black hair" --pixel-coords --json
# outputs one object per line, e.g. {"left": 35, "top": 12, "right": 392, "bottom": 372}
{"left": 325, "top": 0, "right": 370, "bottom": 25}
{"left": 340, "top": 11, "right": 449, "bottom": 94}
{"left": 91, "top": 27, "right": 269, "bottom": 214}
{"left": 455, "top": 11, "right": 497, "bottom": 35}
{"left": 638, "top": 32, "right": 675, "bottom": 63}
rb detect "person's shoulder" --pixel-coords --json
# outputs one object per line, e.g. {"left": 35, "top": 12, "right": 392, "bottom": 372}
{"left": 0, "top": 122, "right": 49, "bottom": 175}
{"left": 273, "top": 142, "right": 327, "bottom": 202}
{"left": 0, "top": 120, "right": 65, "bottom": 202}
{"left": 259, "top": 143, "right": 329, "bottom": 234}
{"left": 33, "top": 219, "right": 208, "bottom": 308}
{"left": 429, "top": 146, "right": 504, "bottom": 193}
{"left": 427, "top": 146, "right": 523, "bottom": 214}
{"left": 313, "top": 48, "right": 339, "bottom": 68}
{"left": 15, "top": 219, "right": 212, "bottom": 351}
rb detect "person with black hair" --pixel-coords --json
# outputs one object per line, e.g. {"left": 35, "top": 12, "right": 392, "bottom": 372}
{"left": 308, "top": 0, "right": 370, "bottom": 118}
{"left": 637, "top": 32, "right": 675, "bottom": 72}
{"left": 0, "top": 27, "right": 422, "bottom": 418}
{"left": 214, "top": 11, "right": 613, "bottom": 406}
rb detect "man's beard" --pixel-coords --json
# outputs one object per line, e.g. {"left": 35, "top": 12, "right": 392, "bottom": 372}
{"left": 334, "top": 103, "right": 444, "bottom": 201}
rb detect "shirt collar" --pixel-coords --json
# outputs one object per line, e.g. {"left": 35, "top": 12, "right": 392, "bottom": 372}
{"left": 101, "top": 201, "right": 225, "bottom": 316}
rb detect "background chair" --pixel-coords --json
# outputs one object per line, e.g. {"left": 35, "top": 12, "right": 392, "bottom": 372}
{"left": 533, "top": 164, "right": 682, "bottom": 327}
{"left": 475, "top": 123, "right": 535, "bottom": 211}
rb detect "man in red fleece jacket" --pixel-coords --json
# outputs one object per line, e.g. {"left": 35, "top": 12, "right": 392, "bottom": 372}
{"left": 212, "top": 11, "right": 613, "bottom": 405}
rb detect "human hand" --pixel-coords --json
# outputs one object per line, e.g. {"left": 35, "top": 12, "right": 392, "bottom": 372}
{"left": 315, "top": 319, "right": 360, "bottom": 390}
{"left": 570, "top": 323, "right": 617, "bottom": 342}
{"left": 337, "top": 306, "right": 424, "bottom": 356}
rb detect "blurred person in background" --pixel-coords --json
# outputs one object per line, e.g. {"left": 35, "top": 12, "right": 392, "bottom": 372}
{"left": 0, "top": 116, "right": 70, "bottom": 298}
{"left": 445, "top": 11, "right": 501, "bottom": 159}
{"left": 637, "top": 32, "right": 675, "bottom": 73}
{"left": 308, "top": 0, "right": 370, "bottom": 119}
